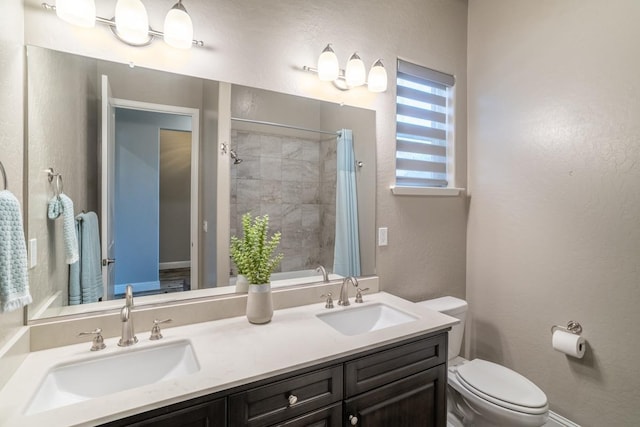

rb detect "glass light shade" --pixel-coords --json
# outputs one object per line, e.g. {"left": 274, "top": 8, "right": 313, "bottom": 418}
{"left": 345, "top": 53, "right": 366, "bottom": 87}
{"left": 55, "top": 0, "right": 96, "bottom": 28}
{"left": 367, "top": 59, "right": 388, "bottom": 93}
{"left": 115, "top": 0, "right": 150, "bottom": 45}
{"left": 164, "top": 1, "right": 194, "bottom": 49}
{"left": 317, "top": 44, "right": 339, "bottom": 82}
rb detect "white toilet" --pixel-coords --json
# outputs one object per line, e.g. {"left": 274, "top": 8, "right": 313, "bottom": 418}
{"left": 418, "top": 297, "right": 549, "bottom": 427}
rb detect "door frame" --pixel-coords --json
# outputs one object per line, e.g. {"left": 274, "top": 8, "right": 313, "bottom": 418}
{"left": 107, "top": 98, "right": 200, "bottom": 293}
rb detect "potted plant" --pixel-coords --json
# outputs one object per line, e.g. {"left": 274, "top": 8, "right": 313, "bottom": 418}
{"left": 230, "top": 213, "right": 284, "bottom": 323}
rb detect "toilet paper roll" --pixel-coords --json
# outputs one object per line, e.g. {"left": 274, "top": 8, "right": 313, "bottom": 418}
{"left": 552, "top": 329, "right": 586, "bottom": 358}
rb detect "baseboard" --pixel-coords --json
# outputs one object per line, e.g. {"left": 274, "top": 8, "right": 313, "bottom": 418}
{"left": 548, "top": 411, "right": 581, "bottom": 427}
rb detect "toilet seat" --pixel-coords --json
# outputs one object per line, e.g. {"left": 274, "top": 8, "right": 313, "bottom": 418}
{"left": 453, "top": 359, "right": 548, "bottom": 415}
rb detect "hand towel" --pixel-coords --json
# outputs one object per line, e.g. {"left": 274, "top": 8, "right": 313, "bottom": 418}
{"left": 0, "top": 190, "right": 32, "bottom": 313}
{"left": 48, "top": 194, "right": 79, "bottom": 264}
{"left": 69, "top": 212, "right": 103, "bottom": 305}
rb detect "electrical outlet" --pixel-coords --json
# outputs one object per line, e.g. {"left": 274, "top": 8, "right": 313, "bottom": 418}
{"left": 378, "top": 227, "right": 388, "bottom": 246}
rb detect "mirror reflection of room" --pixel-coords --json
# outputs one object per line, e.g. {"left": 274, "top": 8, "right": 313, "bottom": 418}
{"left": 26, "top": 46, "right": 376, "bottom": 321}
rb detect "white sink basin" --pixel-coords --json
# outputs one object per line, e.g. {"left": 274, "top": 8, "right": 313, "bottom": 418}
{"left": 25, "top": 340, "right": 199, "bottom": 415}
{"left": 317, "top": 303, "right": 419, "bottom": 336}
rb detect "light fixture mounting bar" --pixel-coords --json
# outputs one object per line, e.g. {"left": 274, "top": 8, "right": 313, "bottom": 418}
{"left": 41, "top": 3, "right": 204, "bottom": 47}
{"left": 302, "top": 65, "right": 352, "bottom": 91}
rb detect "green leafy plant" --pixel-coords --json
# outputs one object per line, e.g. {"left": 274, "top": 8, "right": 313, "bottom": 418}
{"left": 230, "top": 213, "right": 284, "bottom": 285}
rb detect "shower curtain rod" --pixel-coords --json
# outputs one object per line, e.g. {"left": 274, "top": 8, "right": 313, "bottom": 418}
{"left": 231, "top": 117, "right": 341, "bottom": 137}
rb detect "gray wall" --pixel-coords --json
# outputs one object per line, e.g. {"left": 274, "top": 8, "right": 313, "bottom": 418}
{"left": 0, "top": 0, "right": 24, "bottom": 347}
{"left": 27, "top": 47, "right": 98, "bottom": 314}
{"left": 159, "top": 129, "right": 191, "bottom": 265}
{"left": 467, "top": 1, "right": 640, "bottom": 425}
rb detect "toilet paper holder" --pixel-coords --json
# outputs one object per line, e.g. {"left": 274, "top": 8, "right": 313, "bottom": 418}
{"left": 551, "top": 320, "right": 582, "bottom": 335}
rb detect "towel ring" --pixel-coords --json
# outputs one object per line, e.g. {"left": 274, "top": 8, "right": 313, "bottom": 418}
{"left": 45, "top": 168, "right": 63, "bottom": 197}
{"left": 55, "top": 174, "right": 64, "bottom": 197}
{"left": 0, "top": 161, "right": 6, "bottom": 190}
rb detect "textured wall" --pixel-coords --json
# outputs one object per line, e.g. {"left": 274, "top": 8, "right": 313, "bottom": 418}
{"left": 467, "top": 1, "right": 640, "bottom": 425}
{"left": 22, "top": 0, "right": 469, "bottom": 304}
{"left": 27, "top": 47, "right": 98, "bottom": 314}
{"left": 0, "top": 0, "right": 24, "bottom": 346}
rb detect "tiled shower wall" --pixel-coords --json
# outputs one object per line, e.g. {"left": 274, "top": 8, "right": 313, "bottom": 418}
{"left": 230, "top": 130, "right": 336, "bottom": 274}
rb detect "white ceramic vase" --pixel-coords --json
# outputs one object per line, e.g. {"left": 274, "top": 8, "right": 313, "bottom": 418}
{"left": 235, "top": 274, "right": 249, "bottom": 293}
{"left": 246, "top": 283, "right": 273, "bottom": 324}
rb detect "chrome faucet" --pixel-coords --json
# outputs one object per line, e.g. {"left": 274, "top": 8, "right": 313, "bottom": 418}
{"left": 338, "top": 276, "right": 359, "bottom": 306}
{"left": 118, "top": 285, "right": 138, "bottom": 347}
{"left": 316, "top": 265, "right": 329, "bottom": 283}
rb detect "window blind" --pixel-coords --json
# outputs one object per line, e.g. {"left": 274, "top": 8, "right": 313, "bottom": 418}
{"left": 396, "top": 59, "right": 454, "bottom": 188}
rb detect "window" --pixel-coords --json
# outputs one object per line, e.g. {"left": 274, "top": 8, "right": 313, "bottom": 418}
{"left": 395, "top": 59, "right": 455, "bottom": 189}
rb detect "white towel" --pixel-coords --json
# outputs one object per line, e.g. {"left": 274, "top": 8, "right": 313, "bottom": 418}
{"left": 48, "top": 194, "right": 79, "bottom": 264}
{"left": 0, "top": 190, "right": 32, "bottom": 313}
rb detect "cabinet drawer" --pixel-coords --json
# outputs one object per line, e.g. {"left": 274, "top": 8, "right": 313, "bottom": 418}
{"left": 272, "top": 402, "right": 342, "bottom": 427}
{"left": 345, "top": 334, "right": 446, "bottom": 397}
{"left": 229, "top": 365, "right": 343, "bottom": 427}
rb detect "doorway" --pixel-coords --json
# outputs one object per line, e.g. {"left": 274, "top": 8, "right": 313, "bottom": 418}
{"left": 103, "top": 99, "right": 199, "bottom": 298}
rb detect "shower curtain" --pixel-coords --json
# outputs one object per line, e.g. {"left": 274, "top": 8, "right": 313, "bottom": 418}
{"left": 333, "top": 129, "right": 361, "bottom": 277}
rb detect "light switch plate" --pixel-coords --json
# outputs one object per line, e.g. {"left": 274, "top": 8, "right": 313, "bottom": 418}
{"left": 29, "top": 238, "right": 37, "bottom": 268}
{"left": 378, "top": 227, "right": 388, "bottom": 246}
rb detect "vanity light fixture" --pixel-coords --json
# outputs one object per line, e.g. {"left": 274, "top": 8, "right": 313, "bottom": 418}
{"left": 304, "top": 44, "right": 388, "bottom": 93}
{"left": 42, "top": 0, "right": 204, "bottom": 49}
{"left": 163, "top": 0, "right": 194, "bottom": 49}
{"left": 114, "top": 0, "right": 150, "bottom": 45}
{"left": 54, "top": 0, "right": 95, "bottom": 28}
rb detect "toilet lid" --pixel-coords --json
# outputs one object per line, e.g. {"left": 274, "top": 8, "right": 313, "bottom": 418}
{"left": 455, "top": 359, "right": 547, "bottom": 413}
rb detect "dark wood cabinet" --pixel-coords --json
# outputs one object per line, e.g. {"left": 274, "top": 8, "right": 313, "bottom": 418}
{"left": 344, "top": 366, "right": 447, "bottom": 427}
{"left": 343, "top": 334, "right": 447, "bottom": 427}
{"left": 101, "top": 331, "right": 448, "bottom": 427}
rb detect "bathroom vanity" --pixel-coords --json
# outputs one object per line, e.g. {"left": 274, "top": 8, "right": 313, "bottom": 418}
{"left": 0, "top": 292, "right": 457, "bottom": 427}
{"left": 103, "top": 332, "right": 446, "bottom": 427}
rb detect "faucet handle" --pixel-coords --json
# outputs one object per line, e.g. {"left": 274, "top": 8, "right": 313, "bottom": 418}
{"left": 320, "top": 292, "right": 334, "bottom": 309}
{"left": 78, "top": 328, "right": 106, "bottom": 351}
{"left": 355, "top": 288, "right": 370, "bottom": 304}
{"left": 150, "top": 318, "right": 173, "bottom": 340}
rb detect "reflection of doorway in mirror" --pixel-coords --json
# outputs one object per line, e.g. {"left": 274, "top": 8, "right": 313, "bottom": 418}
{"left": 113, "top": 108, "right": 194, "bottom": 298}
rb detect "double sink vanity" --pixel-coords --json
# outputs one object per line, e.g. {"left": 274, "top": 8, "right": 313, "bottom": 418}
{"left": 0, "top": 290, "right": 457, "bottom": 426}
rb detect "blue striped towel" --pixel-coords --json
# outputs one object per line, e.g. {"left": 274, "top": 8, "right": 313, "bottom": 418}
{"left": 0, "top": 190, "right": 32, "bottom": 313}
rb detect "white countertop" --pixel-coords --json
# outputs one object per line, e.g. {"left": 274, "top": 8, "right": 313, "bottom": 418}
{"left": 0, "top": 292, "right": 457, "bottom": 427}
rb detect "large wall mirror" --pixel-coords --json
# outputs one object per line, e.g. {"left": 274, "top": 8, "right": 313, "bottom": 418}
{"left": 25, "top": 46, "right": 376, "bottom": 322}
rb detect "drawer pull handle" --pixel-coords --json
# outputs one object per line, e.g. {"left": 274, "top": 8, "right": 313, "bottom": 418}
{"left": 288, "top": 394, "right": 298, "bottom": 406}
{"left": 349, "top": 415, "right": 358, "bottom": 425}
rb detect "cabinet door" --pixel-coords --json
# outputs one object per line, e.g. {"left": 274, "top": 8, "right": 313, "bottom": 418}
{"left": 122, "top": 398, "right": 226, "bottom": 427}
{"left": 344, "top": 366, "right": 446, "bottom": 427}
{"left": 272, "top": 403, "right": 342, "bottom": 427}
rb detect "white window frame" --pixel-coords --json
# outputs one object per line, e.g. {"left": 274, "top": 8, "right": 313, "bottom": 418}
{"left": 392, "top": 59, "right": 463, "bottom": 196}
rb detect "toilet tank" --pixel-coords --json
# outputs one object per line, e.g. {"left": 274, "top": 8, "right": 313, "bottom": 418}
{"left": 417, "top": 296, "right": 467, "bottom": 361}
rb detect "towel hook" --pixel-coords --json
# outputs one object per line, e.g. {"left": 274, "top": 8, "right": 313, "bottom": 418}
{"left": 0, "top": 161, "right": 6, "bottom": 190}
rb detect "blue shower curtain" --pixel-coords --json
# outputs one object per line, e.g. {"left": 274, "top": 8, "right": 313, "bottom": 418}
{"left": 333, "top": 129, "right": 361, "bottom": 277}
